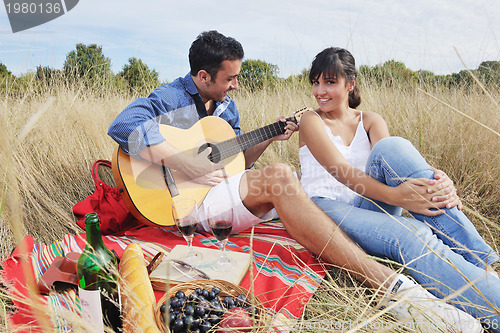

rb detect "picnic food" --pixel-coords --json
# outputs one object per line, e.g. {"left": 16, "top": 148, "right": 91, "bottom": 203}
{"left": 119, "top": 242, "right": 161, "bottom": 333}
{"left": 218, "top": 307, "right": 253, "bottom": 332}
{"left": 155, "top": 279, "right": 266, "bottom": 332}
{"left": 159, "top": 287, "right": 255, "bottom": 332}
{"left": 77, "top": 212, "right": 122, "bottom": 332}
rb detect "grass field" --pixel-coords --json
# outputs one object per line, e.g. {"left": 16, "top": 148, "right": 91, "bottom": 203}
{"left": 0, "top": 76, "right": 498, "bottom": 332}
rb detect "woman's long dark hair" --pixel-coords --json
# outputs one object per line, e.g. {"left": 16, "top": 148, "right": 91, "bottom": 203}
{"left": 309, "top": 47, "right": 361, "bottom": 109}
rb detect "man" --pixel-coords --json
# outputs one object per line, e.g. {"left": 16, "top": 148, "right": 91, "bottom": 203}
{"left": 108, "top": 30, "right": 483, "bottom": 331}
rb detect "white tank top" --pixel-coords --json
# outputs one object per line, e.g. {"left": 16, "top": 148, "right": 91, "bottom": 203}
{"left": 299, "top": 111, "right": 372, "bottom": 205}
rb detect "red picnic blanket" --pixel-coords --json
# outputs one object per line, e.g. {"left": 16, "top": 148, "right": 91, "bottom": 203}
{"left": 1, "top": 221, "right": 329, "bottom": 332}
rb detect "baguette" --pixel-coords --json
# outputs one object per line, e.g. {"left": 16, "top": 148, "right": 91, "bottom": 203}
{"left": 119, "top": 243, "right": 161, "bottom": 333}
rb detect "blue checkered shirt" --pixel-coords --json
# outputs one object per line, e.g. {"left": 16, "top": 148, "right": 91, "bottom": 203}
{"left": 108, "top": 73, "right": 241, "bottom": 156}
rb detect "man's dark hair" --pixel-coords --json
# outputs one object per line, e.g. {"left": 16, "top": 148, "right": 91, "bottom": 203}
{"left": 189, "top": 30, "right": 244, "bottom": 80}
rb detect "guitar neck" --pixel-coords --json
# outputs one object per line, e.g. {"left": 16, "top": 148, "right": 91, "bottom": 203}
{"left": 217, "top": 116, "right": 296, "bottom": 160}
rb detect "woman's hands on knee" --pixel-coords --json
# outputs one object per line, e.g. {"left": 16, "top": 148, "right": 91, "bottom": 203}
{"left": 392, "top": 179, "right": 447, "bottom": 216}
{"left": 391, "top": 169, "right": 462, "bottom": 216}
{"left": 428, "top": 168, "right": 463, "bottom": 211}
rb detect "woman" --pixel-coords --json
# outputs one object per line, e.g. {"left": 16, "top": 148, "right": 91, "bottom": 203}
{"left": 299, "top": 47, "right": 499, "bottom": 329}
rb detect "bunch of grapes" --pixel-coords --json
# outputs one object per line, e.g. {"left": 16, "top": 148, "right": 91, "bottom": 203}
{"left": 160, "top": 287, "right": 255, "bottom": 333}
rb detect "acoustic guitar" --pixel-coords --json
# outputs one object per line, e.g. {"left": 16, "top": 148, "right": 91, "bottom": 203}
{"left": 112, "top": 108, "right": 309, "bottom": 227}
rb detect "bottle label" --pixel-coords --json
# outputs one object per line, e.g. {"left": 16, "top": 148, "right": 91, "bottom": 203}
{"left": 79, "top": 287, "right": 104, "bottom": 332}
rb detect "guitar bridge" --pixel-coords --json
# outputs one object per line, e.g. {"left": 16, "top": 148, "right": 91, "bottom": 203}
{"left": 161, "top": 165, "right": 179, "bottom": 197}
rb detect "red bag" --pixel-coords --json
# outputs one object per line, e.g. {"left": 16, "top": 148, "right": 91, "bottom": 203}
{"left": 72, "top": 160, "right": 140, "bottom": 235}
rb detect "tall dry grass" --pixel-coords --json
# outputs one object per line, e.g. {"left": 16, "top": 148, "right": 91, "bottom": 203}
{"left": 236, "top": 79, "right": 500, "bottom": 331}
{"left": 0, "top": 75, "right": 498, "bottom": 332}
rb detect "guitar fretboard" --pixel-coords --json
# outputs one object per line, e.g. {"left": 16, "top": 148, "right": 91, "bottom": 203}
{"left": 212, "top": 116, "right": 295, "bottom": 161}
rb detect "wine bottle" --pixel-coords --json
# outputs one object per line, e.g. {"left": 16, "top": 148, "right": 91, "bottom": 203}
{"left": 77, "top": 212, "right": 122, "bottom": 332}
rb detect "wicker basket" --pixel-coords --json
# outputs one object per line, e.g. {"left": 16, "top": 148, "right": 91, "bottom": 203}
{"left": 155, "top": 279, "right": 266, "bottom": 332}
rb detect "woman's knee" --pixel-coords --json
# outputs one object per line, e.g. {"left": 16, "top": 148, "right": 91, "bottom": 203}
{"left": 372, "top": 136, "right": 413, "bottom": 154}
{"left": 368, "top": 136, "right": 432, "bottom": 180}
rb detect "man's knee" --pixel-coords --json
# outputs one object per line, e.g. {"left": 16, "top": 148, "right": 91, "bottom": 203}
{"left": 268, "top": 163, "right": 294, "bottom": 178}
{"left": 256, "top": 163, "right": 300, "bottom": 197}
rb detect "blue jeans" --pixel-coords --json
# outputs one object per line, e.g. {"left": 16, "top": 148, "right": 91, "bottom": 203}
{"left": 312, "top": 137, "right": 500, "bottom": 329}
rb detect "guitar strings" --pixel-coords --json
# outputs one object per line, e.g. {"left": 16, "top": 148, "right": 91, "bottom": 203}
{"left": 207, "top": 121, "right": 287, "bottom": 161}
{"left": 206, "top": 111, "right": 303, "bottom": 161}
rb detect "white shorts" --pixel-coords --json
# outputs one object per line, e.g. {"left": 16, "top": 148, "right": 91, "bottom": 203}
{"left": 197, "top": 170, "right": 278, "bottom": 233}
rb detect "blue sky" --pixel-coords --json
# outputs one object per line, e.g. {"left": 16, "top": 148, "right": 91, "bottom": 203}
{"left": 1, "top": 0, "right": 499, "bottom": 82}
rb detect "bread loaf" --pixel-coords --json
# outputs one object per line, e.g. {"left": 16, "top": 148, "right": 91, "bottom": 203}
{"left": 119, "top": 243, "right": 161, "bottom": 333}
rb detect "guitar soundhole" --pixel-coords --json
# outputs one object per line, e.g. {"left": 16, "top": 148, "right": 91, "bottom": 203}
{"left": 198, "top": 143, "right": 221, "bottom": 163}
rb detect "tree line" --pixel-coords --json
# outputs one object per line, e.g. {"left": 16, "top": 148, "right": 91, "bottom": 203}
{"left": 0, "top": 43, "right": 498, "bottom": 97}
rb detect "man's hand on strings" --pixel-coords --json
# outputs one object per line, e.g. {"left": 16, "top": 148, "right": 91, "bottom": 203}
{"left": 179, "top": 147, "right": 229, "bottom": 186}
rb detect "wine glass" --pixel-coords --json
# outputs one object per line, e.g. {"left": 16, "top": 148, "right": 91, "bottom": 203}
{"left": 172, "top": 198, "right": 202, "bottom": 264}
{"left": 208, "top": 202, "right": 234, "bottom": 272}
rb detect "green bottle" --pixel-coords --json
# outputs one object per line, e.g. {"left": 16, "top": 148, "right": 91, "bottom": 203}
{"left": 77, "top": 213, "right": 122, "bottom": 332}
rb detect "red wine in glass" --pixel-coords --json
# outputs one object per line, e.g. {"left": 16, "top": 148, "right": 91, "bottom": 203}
{"left": 178, "top": 220, "right": 197, "bottom": 237}
{"left": 208, "top": 203, "right": 234, "bottom": 272}
{"left": 172, "top": 198, "right": 202, "bottom": 264}
{"left": 210, "top": 221, "right": 232, "bottom": 241}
